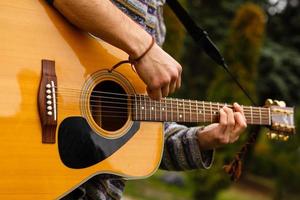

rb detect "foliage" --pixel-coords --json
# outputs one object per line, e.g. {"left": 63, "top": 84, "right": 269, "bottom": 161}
{"left": 186, "top": 4, "right": 266, "bottom": 200}
{"left": 163, "top": 0, "right": 187, "bottom": 61}
{"left": 207, "top": 3, "right": 266, "bottom": 104}
{"left": 160, "top": 0, "right": 300, "bottom": 200}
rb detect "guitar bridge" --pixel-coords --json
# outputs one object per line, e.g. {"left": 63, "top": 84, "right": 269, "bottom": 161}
{"left": 38, "top": 59, "right": 58, "bottom": 144}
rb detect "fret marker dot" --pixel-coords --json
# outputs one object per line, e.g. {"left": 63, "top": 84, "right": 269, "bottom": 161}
{"left": 151, "top": 107, "right": 154, "bottom": 110}
{"left": 162, "top": 108, "right": 165, "bottom": 111}
{"left": 179, "top": 114, "right": 182, "bottom": 118}
{"left": 141, "top": 107, "right": 144, "bottom": 110}
{"left": 199, "top": 111, "right": 202, "bottom": 114}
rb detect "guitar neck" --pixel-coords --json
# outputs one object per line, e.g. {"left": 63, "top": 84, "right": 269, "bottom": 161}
{"left": 132, "top": 95, "right": 271, "bottom": 125}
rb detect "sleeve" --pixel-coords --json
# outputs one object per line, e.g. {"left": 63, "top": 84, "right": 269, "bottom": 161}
{"left": 159, "top": 122, "right": 214, "bottom": 171}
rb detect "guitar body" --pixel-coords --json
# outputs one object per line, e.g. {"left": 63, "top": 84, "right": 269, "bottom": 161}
{"left": 0, "top": 1, "right": 163, "bottom": 199}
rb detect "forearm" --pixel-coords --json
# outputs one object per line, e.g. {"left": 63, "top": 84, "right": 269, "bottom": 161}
{"left": 52, "top": 0, "right": 152, "bottom": 58}
{"left": 160, "top": 123, "right": 214, "bottom": 171}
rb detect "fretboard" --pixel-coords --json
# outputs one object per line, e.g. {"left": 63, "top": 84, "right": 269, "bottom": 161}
{"left": 131, "top": 95, "right": 271, "bottom": 125}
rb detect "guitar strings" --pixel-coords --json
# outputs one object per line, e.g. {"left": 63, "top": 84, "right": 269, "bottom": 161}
{"left": 78, "top": 114, "right": 270, "bottom": 124}
{"left": 56, "top": 99, "right": 270, "bottom": 119}
{"left": 58, "top": 97, "right": 269, "bottom": 118}
{"left": 55, "top": 99, "right": 270, "bottom": 120}
{"left": 54, "top": 91, "right": 270, "bottom": 113}
{"left": 56, "top": 103, "right": 270, "bottom": 124}
{"left": 50, "top": 87, "right": 271, "bottom": 123}
{"left": 83, "top": 110, "right": 270, "bottom": 124}
{"left": 54, "top": 87, "right": 271, "bottom": 111}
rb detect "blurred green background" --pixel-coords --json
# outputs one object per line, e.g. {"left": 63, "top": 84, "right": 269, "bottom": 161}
{"left": 124, "top": 0, "right": 300, "bottom": 199}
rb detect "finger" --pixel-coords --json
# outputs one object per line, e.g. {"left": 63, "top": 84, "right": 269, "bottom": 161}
{"left": 161, "top": 84, "right": 170, "bottom": 97}
{"left": 233, "top": 103, "right": 246, "bottom": 121}
{"left": 232, "top": 112, "right": 247, "bottom": 135}
{"left": 169, "top": 79, "right": 177, "bottom": 94}
{"left": 223, "top": 106, "right": 235, "bottom": 137}
{"left": 219, "top": 108, "right": 227, "bottom": 132}
{"left": 176, "top": 68, "right": 182, "bottom": 90}
{"left": 230, "top": 112, "right": 247, "bottom": 142}
{"left": 147, "top": 87, "right": 162, "bottom": 100}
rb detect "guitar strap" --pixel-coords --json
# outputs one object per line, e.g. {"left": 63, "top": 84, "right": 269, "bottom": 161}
{"left": 166, "top": 0, "right": 259, "bottom": 181}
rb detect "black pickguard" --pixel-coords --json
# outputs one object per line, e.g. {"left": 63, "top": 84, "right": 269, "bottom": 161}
{"left": 58, "top": 117, "right": 140, "bottom": 169}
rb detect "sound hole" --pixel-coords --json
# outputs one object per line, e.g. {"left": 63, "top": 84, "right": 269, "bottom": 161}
{"left": 90, "top": 80, "right": 128, "bottom": 132}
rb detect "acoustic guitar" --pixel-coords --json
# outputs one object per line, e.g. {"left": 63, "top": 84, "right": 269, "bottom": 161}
{"left": 0, "top": 1, "right": 295, "bottom": 199}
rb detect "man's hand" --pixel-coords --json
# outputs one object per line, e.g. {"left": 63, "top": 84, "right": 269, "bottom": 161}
{"left": 197, "top": 103, "right": 247, "bottom": 150}
{"left": 134, "top": 42, "right": 182, "bottom": 100}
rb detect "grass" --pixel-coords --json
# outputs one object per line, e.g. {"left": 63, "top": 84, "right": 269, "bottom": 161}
{"left": 124, "top": 172, "right": 273, "bottom": 200}
{"left": 217, "top": 186, "right": 271, "bottom": 200}
{"left": 124, "top": 171, "right": 193, "bottom": 200}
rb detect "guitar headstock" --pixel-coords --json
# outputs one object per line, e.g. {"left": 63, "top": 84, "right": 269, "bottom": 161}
{"left": 264, "top": 99, "right": 296, "bottom": 141}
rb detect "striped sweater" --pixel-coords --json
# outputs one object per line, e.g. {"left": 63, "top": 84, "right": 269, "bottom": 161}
{"left": 46, "top": 1, "right": 214, "bottom": 199}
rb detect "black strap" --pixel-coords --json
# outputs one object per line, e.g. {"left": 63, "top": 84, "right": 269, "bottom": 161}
{"left": 166, "top": 0, "right": 225, "bottom": 67}
{"left": 166, "top": 0, "right": 256, "bottom": 106}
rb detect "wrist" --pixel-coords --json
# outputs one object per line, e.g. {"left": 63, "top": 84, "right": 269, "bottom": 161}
{"left": 197, "top": 129, "right": 209, "bottom": 151}
{"left": 129, "top": 37, "right": 155, "bottom": 64}
{"left": 128, "top": 34, "right": 154, "bottom": 59}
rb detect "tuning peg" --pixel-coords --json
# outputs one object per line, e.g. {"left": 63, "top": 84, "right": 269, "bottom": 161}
{"left": 283, "top": 135, "right": 289, "bottom": 141}
{"left": 278, "top": 134, "right": 290, "bottom": 142}
{"left": 278, "top": 134, "right": 285, "bottom": 141}
{"left": 274, "top": 100, "right": 286, "bottom": 107}
{"left": 265, "top": 99, "right": 274, "bottom": 107}
{"left": 266, "top": 132, "right": 279, "bottom": 140}
{"left": 271, "top": 133, "right": 279, "bottom": 140}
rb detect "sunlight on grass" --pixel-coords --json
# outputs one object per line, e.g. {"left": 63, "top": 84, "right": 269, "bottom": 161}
{"left": 217, "top": 186, "right": 271, "bottom": 200}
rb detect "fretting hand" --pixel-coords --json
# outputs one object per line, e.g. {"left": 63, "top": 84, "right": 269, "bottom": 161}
{"left": 197, "top": 103, "right": 247, "bottom": 150}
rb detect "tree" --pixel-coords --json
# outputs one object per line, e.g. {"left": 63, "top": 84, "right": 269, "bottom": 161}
{"left": 187, "top": 3, "right": 266, "bottom": 200}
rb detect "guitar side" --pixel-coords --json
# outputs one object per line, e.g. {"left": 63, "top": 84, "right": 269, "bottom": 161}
{"left": 0, "top": 1, "right": 163, "bottom": 199}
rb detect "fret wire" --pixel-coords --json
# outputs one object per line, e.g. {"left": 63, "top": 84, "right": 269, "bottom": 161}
{"left": 196, "top": 100, "right": 199, "bottom": 122}
{"left": 132, "top": 102, "right": 270, "bottom": 124}
{"left": 140, "top": 95, "right": 142, "bottom": 121}
{"left": 155, "top": 98, "right": 157, "bottom": 119}
{"left": 165, "top": 98, "right": 167, "bottom": 121}
{"left": 133, "top": 96, "right": 271, "bottom": 122}
{"left": 149, "top": 96, "right": 152, "bottom": 121}
{"left": 132, "top": 97, "right": 270, "bottom": 111}
{"left": 154, "top": 99, "right": 157, "bottom": 121}
{"left": 135, "top": 95, "right": 137, "bottom": 120}
{"left": 268, "top": 108, "right": 271, "bottom": 125}
{"left": 135, "top": 96, "right": 270, "bottom": 112}
{"left": 144, "top": 96, "right": 146, "bottom": 120}
{"left": 250, "top": 106, "right": 253, "bottom": 124}
{"left": 189, "top": 100, "right": 192, "bottom": 122}
{"left": 210, "top": 102, "right": 213, "bottom": 122}
{"left": 203, "top": 101, "right": 205, "bottom": 122}
{"left": 107, "top": 101, "right": 269, "bottom": 119}
{"left": 159, "top": 98, "right": 162, "bottom": 121}
{"left": 184, "top": 100, "right": 186, "bottom": 122}
{"left": 177, "top": 99, "right": 179, "bottom": 122}
{"left": 259, "top": 107, "right": 262, "bottom": 124}
{"left": 171, "top": 98, "right": 173, "bottom": 121}
{"left": 102, "top": 106, "right": 269, "bottom": 120}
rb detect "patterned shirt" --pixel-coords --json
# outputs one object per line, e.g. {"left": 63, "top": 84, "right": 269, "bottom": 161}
{"left": 46, "top": 1, "right": 214, "bottom": 199}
